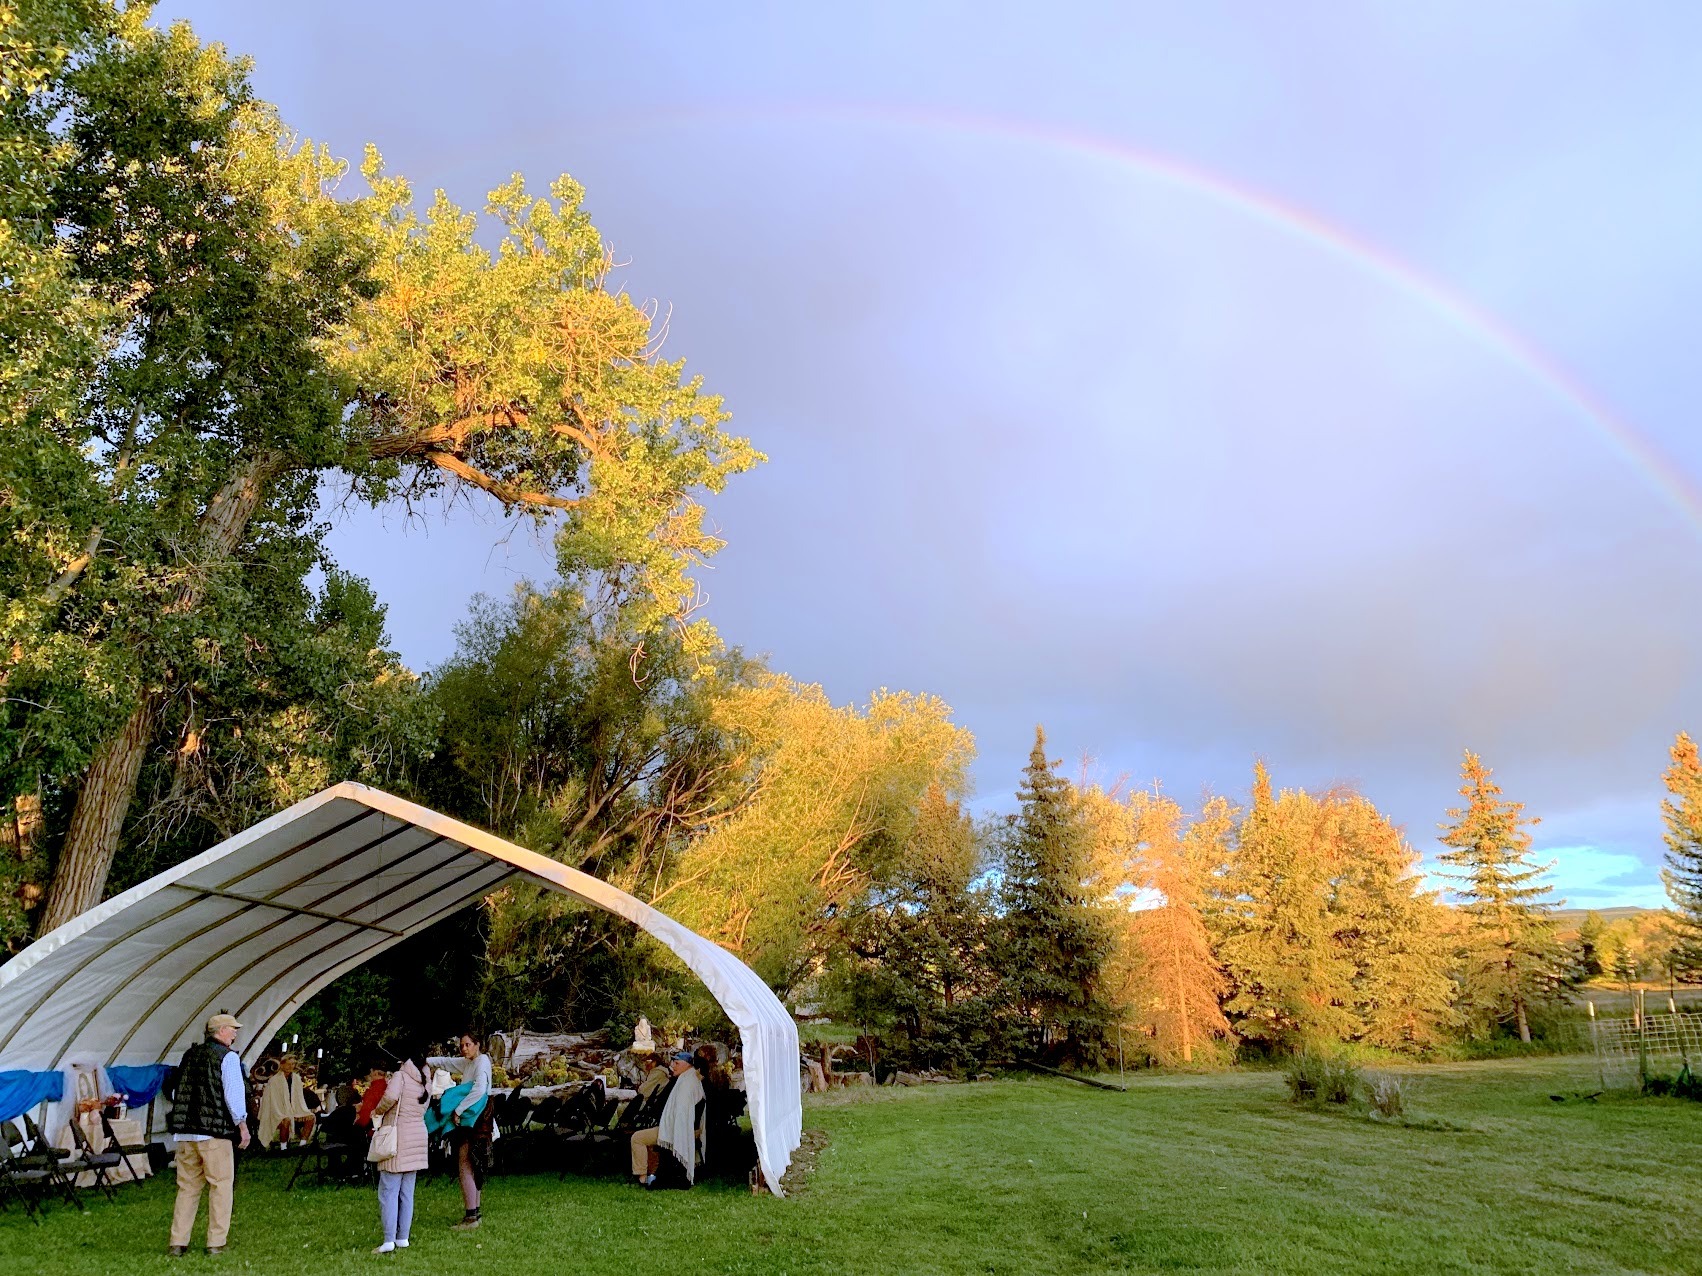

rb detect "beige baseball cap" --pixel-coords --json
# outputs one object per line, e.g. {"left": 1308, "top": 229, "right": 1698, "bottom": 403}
{"left": 206, "top": 1012, "right": 242, "bottom": 1033}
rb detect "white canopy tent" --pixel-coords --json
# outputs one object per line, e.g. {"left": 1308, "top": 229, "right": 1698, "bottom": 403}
{"left": 0, "top": 783, "right": 801, "bottom": 1193}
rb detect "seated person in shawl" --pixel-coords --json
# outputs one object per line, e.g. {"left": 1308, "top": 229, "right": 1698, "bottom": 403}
{"left": 257, "top": 1055, "right": 316, "bottom": 1149}
{"left": 629, "top": 1051, "right": 705, "bottom": 1189}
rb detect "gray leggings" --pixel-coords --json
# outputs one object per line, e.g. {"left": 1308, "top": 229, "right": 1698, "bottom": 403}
{"left": 378, "top": 1170, "right": 416, "bottom": 1243}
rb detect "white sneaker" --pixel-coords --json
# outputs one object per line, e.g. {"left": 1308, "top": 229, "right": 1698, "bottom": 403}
{"left": 373, "top": 1242, "right": 395, "bottom": 1254}
{"left": 396, "top": 1240, "right": 409, "bottom": 1249}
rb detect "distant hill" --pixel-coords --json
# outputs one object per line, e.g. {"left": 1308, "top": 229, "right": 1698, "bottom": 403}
{"left": 1551, "top": 906, "right": 1660, "bottom": 923}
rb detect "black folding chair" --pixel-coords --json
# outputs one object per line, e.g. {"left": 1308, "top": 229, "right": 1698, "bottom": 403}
{"left": 285, "top": 1120, "right": 368, "bottom": 1190}
{"left": 65, "top": 1117, "right": 123, "bottom": 1202}
{"left": 98, "top": 1111, "right": 150, "bottom": 1184}
{"left": 554, "top": 1083, "right": 622, "bottom": 1178}
{"left": 0, "top": 1129, "right": 54, "bottom": 1223}
{"left": 528, "top": 1095, "right": 563, "bottom": 1129}
{"left": 4, "top": 1118, "right": 81, "bottom": 1213}
{"left": 502, "top": 1092, "right": 535, "bottom": 1132}
{"left": 617, "top": 1083, "right": 669, "bottom": 1133}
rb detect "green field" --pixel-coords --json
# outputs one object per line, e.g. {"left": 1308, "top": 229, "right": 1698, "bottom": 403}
{"left": 4, "top": 1058, "right": 1696, "bottom": 1275}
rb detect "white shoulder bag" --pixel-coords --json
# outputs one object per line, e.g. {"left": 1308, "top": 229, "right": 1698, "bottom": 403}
{"left": 366, "top": 1112, "right": 397, "bottom": 1163}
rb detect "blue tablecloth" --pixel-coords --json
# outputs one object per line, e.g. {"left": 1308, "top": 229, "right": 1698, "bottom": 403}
{"left": 106, "top": 1063, "right": 172, "bottom": 1106}
{"left": 0, "top": 1069, "right": 65, "bottom": 1124}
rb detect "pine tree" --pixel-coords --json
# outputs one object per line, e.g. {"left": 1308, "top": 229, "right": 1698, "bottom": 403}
{"left": 1215, "top": 763, "right": 1357, "bottom": 1052}
{"left": 1324, "top": 794, "right": 1457, "bottom": 1052}
{"left": 1116, "top": 791, "right": 1231, "bottom": 1065}
{"left": 1659, "top": 732, "right": 1702, "bottom": 978}
{"left": 1437, "top": 752, "right": 1559, "bottom": 1042}
{"left": 889, "top": 783, "right": 993, "bottom": 1014}
{"left": 1611, "top": 946, "right": 1640, "bottom": 996}
{"left": 1575, "top": 911, "right": 1607, "bottom": 982}
{"left": 998, "top": 727, "right": 1111, "bottom": 1061}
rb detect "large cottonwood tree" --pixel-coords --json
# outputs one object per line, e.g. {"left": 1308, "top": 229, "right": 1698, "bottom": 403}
{"left": 9, "top": 11, "right": 761, "bottom": 931}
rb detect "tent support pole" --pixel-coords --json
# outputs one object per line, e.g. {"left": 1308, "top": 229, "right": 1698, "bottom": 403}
{"left": 164, "top": 884, "right": 406, "bottom": 936}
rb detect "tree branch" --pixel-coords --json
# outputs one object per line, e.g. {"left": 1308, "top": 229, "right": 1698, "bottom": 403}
{"left": 427, "top": 451, "right": 580, "bottom": 512}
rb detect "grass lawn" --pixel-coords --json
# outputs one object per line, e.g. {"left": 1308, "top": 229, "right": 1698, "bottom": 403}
{"left": 3, "top": 1056, "right": 1695, "bottom": 1275}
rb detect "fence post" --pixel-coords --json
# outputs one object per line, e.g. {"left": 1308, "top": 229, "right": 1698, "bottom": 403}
{"left": 1587, "top": 1001, "right": 1604, "bottom": 1090}
{"left": 1636, "top": 989, "right": 1648, "bottom": 1090}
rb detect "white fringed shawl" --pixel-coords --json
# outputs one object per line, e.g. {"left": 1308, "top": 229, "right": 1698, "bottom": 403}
{"left": 655, "top": 1068, "right": 705, "bottom": 1182}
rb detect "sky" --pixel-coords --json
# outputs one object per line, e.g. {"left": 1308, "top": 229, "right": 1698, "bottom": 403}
{"left": 155, "top": 2, "right": 1702, "bottom": 908}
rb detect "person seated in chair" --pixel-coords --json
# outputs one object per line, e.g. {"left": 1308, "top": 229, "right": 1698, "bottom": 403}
{"left": 318, "top": 1084, "right": 365, "bottom": 1180}
{"left": 629, "top": 1051, "right": 704, "bottom": 1189}
{"left": 258, "top": 1055, "right": 316, "bottom": 1149}
{"left": 694, "top": 1044, "right": 753, "bottom": 1179}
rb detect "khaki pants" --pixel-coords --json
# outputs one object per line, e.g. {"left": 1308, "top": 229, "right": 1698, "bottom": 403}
{"left": 170, "top": 1138, "right": 235, "bottom": 1248}
{"left": 630, "top": 1126, "right": 659, "bottom": 1177}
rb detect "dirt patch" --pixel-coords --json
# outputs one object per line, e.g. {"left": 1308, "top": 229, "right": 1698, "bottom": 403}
{"left": 778, "top": 1127, "right": 830, "bottom": 1197}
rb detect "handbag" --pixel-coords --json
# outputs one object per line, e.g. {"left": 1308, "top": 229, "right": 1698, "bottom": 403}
{"left": 366, "top": 1113, "right": 397, "bottom": 1163}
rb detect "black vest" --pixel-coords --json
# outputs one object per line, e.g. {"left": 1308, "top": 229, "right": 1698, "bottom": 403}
{"left": 167, "top": 1038, "right": 238, "bottom": 1138}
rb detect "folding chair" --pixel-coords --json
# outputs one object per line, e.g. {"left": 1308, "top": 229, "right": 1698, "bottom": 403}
{"left": 65, "top": 1117, "right": 123, "bottom": 1202}
{"left": 98, "top": 1111, "right": 151, "bottom": 1183}
{"left": 285, "top": 1125, "right": 367, "bottom": 1190}
{"left": 12, "top": 1115, "right": 84, "bottom": 1212}
{"left": 0, "top": 1129, "right": 53, "bottom": 1223}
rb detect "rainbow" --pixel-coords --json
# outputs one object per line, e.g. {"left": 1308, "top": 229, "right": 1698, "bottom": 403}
{"left": 580, "top": 101, "right": 1702, "bottom": 538}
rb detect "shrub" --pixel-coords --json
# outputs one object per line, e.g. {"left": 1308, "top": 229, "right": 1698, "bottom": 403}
{"left": 1642, "top": 1068, "right": 1702, "bottom": 1102}
{"left": 1283, "top": 1049, "right": 1362, "bottom": 1105}
{"left": 1365, "top": 1073, "right": 1405, "bottom": 1119}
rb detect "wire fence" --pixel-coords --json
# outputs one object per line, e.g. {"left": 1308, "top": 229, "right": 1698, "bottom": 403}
{"left": 1589, "top": 1012, "right": 1702, "bottom": 1061}
{"left": 1584, "top": 998, "right": 1699, "bottom": 1088}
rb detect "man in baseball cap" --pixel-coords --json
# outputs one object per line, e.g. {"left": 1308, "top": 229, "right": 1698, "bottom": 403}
{"left": 165, "top": 1011, "right": 250, "bottom": 1255}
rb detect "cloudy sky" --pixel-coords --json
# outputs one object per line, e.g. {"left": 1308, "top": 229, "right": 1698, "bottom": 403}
{"left": 157, "top": 2, "right": 1702, "bottom": 907}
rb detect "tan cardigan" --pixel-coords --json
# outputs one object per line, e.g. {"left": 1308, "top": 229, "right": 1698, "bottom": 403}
{"left": 373, "top": 1060, "right": 429, "bottom": 1174}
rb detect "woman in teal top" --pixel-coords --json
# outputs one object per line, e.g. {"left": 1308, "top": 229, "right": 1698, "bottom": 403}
{"left": 429, "top": 1032, "right": 491, "bottom": 1230}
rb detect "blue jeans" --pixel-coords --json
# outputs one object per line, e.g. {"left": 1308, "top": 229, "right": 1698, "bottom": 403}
{"left": 378, "top": 1170, "right": 416, "bottom": 1244}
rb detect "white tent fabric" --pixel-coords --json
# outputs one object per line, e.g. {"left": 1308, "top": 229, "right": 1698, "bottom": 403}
{"left": 0, "top": 783, "right": 800, "bottom": 1194}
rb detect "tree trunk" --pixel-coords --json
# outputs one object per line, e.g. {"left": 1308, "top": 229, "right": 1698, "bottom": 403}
{"left": 1170, "top": 909, "right": 1193, "bottom": 1064}
{"left": 39, "top": 454, "right": 280, "bottom": 930}
{"left": 1515, "top": 995, "right": 1530, "bottom": 1044}
{"left": 39, "top": 696, "right": 156, "bottom": 930}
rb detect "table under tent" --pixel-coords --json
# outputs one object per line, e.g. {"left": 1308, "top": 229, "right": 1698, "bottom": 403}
{"left": 0, "top": 783, "right": 802, "bottom": 1195}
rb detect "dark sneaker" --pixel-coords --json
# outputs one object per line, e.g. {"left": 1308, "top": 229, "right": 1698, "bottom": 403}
{"left": 167, "top": 1246, "right": 188, "bottom": 1257}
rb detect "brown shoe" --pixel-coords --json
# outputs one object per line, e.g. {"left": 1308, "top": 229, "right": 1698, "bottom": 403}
{"left": 451, "top": 1212, "right": 480, "bottom": 1231}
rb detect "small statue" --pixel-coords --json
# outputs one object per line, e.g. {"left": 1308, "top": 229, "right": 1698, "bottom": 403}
{"left": 631, "top": 1016, "right": 655, "bottom": 1054}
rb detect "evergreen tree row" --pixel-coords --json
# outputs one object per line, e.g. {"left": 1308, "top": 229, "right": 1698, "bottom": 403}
{"left": 833, "top": 728, "right": 1702, "bottom": 1071}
